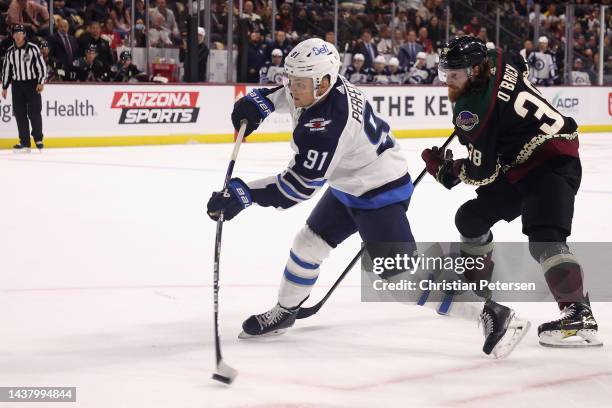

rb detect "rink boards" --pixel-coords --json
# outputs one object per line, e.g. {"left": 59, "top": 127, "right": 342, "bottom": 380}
{"left": 0, "top": 83, "right": 611, "bottom": 148}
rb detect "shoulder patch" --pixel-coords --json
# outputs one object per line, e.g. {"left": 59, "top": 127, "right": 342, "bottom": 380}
{"left": 456, "top": 111, "right": 480, "bottom": 131}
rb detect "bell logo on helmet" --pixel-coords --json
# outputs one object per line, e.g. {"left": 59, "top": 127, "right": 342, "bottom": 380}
{"left": 312, "top": 44, "right": 330, "bottom": 56}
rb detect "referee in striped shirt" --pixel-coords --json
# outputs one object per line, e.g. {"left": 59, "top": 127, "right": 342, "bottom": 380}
{"left": 1, "top": 24, "right": 47, "bottom": 151}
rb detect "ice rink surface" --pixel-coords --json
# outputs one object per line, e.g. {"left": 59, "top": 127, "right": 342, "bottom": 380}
{"left": 1, "top": 135, "right": 611, "bottom": 408}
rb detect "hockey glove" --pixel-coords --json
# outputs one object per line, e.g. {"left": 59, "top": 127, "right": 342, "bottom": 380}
{"left": 207, "top": 178, "right": 253, "bottom": 221}
{"left": 421, "top": 147, "right": 461, "bottom": 189}
{"left": 231, "top": 89, "right": 275, "bottom": 136}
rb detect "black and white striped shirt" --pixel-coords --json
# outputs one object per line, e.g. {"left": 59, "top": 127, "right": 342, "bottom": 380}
{"left": 1, "top": 42, "right": 47, "bottom": 89}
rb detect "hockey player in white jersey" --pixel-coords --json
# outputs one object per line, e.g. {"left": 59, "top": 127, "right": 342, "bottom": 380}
{"left": 207, "top": 38, "right": 525, "bottom": 358}
{"left": 208, "top": 37, "right": 414, "bottom": 336}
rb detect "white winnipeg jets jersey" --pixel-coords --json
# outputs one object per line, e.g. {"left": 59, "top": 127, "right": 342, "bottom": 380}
{"left": 528, "top": 50, "right": 557, "bottom": 82}
{"left": 244, "top": 76, "right": 412, "bottom": 210}
{"left": 259, "top": 63, "right": 285, "bottom": 85}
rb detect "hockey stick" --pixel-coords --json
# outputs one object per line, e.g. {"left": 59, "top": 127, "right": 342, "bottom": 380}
{"left": 296, "top": 133, "right": 457, "bottom": 320}
{"left": 211, "top": 120, "right": 247, "bottom": 385}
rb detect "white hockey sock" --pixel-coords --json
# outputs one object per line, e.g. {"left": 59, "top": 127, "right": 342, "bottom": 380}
{"left": 278, "top": 225, "right": 332, "bottom": 308}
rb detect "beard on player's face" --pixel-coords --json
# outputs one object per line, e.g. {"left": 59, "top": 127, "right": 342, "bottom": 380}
{"left": 448, "top": 79, "right": 471, "bottom": 102}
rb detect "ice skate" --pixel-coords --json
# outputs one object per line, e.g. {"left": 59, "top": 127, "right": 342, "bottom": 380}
{"left": 480, "top": 300, "right": 530, "bottom": 358}
{"left": 538, "top": 302, "right": 602, "bottom": 348}
{"left": 239, "top": 303, "right": 299, "bottom": 339}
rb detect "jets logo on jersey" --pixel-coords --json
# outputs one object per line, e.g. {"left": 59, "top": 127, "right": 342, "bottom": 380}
{"left": 456, "top": 111, "right": 480, "bottom": 131}
{"left": 304, "top": 118, "right": 332, "bottom": 132}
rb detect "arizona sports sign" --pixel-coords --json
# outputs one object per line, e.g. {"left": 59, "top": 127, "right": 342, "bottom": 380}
{"left": 111, "top": 91, "right": 200, "bottom": 124}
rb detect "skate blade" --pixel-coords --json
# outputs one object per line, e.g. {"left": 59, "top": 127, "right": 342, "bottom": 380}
{"left": 492, "top": 317, "right": 531, "bottom": 359}
{"left": 539, "top": 329, "right": 603, "bottom": 348}
{"left": 238, "top": 328, "right": 287, "bottom": 339}
{"left": 13, "top": 149, "right": 31, "bottom": 154}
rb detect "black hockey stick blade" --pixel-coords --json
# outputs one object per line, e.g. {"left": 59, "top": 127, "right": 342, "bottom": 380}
{"left": 212, "top": 360, "right": 238, "bottom": 385}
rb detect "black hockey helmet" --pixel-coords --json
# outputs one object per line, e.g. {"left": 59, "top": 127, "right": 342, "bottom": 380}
{"left": 120, "top": 50, "right": 132, "bottom": 62}
{"left": 439, "top": 36, "right": 487, "bottom": 70}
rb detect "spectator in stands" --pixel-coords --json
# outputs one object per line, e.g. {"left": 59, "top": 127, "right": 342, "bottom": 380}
{"left": 241, "top": 0, "right": 266, "bottom": 35}
{"left": 417, "top": 26, "right": 432, "bottom": 53}
{"left": 569, "top": 57, "right": 592, "bottom": 86}
{"left": 392, "top": 28, "right": 404, "bottom": 56}
{"left": 110, "top": 0, "right": 130, "bottom": 36}
{"left": 6, "top": 0, "right": 49, "bottom": 36}
{"left": 377, "top": 24, "right": 393, "bottom": 55}
{"left": 385, "top": 57, "right": 405, "bottom": 85}
{"left": 398, "top": 29, "right": 423, "bottom": 68}
{"left": 463, "top": 15, "right": 480, "bottom": 36}
{"left": 477, "top": 27, "right": 488, "bottom": 44}
{"left": 370, "top": 55, "right": 389, "bottom": 84}
{"left": 259, "top": 48, "right": 283, "bottom": 85}
{"left": 353, "top": 29, "right": 378, "bottom": 69}
{"left": 78, "top": 20, "right": 114, "bottom": 66}
{"left": 49, "top": 18, "right": 79, "bottom": 68}
{"left": 427, "top": 15, "right": 443, "bottom": 48}
{"left": 134, "top": 0, "right": 146, "bottom": 23}
{"left": 346, "top": 9, "right": 364, "bottom": 40}
{"left": 275, "top": 2, "right": 292, "bottom": 33}
{"left": 73, "top": 44, "right": 110, "bottom": 81}
{"left": 112, "top": 50, "right": 147, "bottom": 82}
{"left": 86, "top": 0, "right": 110, "bottom": 25}
{"left": 405, "top": 51, "right": 433, "bottom": 84}
{"left": 101, "top": 18, "right": 122, "bottom": 50}
{"left": 52, "top": 0, "right": 76, "bottom": 20}
{"left": 515, "top": 0, "right": 529, "bottom": 17}
{"left": 149, "top": 12, "right": 173, "bottom": 47}
{"left": 520, "top": 39, "right": 533, "bottom": 60}
{"left": 65, "top": 0, "right": 86, "bottom": 15}
{"left": 133, "top": 17, "right": 146, "bottom": 47}
{"left": 586, "top": 35, "right": 598, "bottom": 55}
{"left": 267, "top": 30, "right": 291, "bottom": 61}
{"left": 528, "top": 36, "right": 558, "bottom": 86}
{"left": 197, "top": 26, "right": 208, "bottom": 82}
{"left": 344, "top": 53, "right": 371, "bottom": 84}
{"left": 246, "top": 30, "right": 266, "bottom": 83}
{"left": 392, "top": 9, "right": 408, "bottom": 34}
{"left": 151, "top": 0, "right": 179, "bottom": 42}
{"left": 325, "top": 31, "right": 335, "bottom": 46}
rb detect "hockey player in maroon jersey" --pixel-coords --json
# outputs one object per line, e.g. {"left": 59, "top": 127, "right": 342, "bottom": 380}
{"left": 421, "top": 36, "right": 601, "bottom": 348}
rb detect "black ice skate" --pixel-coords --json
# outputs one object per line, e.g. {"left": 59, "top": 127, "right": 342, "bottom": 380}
{"left": 538, "top": 302, "right": 602, "bottom": 348}
{"left": 238, "top": 303, "right": 299, "bottom": 339}
{"left": 35, "top": 141, "right": 44, "bottom": 150}
{"left": 479, "top": 300, "right": 531, "bottom": 358}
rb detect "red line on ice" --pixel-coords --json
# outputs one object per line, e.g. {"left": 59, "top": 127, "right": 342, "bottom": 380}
{"left": 445, "top": 371, "right": 612, "bottom": 405}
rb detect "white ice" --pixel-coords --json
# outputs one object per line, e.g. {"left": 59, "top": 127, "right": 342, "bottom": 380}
{"left": 1, "top": 136, "right": 611, "bottom": 408}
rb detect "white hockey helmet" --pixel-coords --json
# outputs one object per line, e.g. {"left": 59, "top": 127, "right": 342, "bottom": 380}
{"left": 283, "top": 38, "right": 341, "bottom": 107}
{"left": 388, "top": 57, "right": 400, "bottom": 67}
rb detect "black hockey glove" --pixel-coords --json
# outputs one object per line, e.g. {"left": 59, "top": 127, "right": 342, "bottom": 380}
{"left": 421, "top": 147, "right": 461, "bottom": 189}
{"left": 207, "top": 178, "right": 253, "bottom": 221}
{"left": 231, "top": 89, "right": 275, "bottom": 136}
